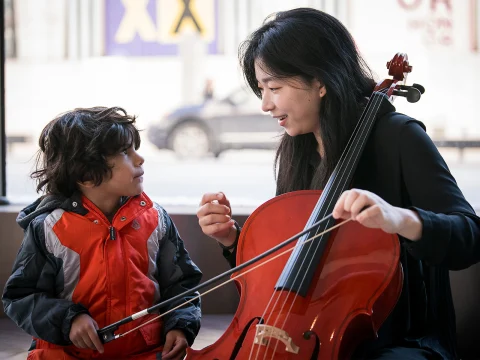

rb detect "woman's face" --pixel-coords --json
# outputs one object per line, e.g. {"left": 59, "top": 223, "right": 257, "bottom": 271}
{"left": 255, "top": 60, "right": 325, "bottom": 137}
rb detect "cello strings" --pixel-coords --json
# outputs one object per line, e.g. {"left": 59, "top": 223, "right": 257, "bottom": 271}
{"left": 268, "top": 90, "right": 388, "bottom": 359}
{"left": 252, "top": 89, "right": 386, "bottom": 360}
{"left": 257, "top": 87, "right": 390, "bottom": 360}
{"left": 252, "top": 90, "right": 386, "bottom": 360}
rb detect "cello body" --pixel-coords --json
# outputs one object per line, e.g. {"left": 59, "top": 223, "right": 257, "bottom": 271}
{"left": 186, "top": 190, "right": 403, "bottom": 359}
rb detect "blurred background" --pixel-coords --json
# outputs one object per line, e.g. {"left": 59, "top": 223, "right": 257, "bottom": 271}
{"left": 3, "top": 0, "right": 480, "bottom": 212}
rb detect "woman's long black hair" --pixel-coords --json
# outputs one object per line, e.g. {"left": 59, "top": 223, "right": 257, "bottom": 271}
{"left": 239, "top": 8, "right": 375, "bottom": 194}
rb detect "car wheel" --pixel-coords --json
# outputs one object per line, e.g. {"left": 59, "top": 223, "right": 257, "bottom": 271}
{"left": 169, "top": 122, "right": 210, "bottom": 158}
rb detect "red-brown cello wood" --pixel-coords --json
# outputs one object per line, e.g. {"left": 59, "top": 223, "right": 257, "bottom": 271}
{"left": 186, "top": 53, "right": 423, "bottom": 360}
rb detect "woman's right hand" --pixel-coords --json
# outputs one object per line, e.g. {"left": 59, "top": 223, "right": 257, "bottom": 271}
{"left": 197, "top": 192, "right": 237, "bottom": 248}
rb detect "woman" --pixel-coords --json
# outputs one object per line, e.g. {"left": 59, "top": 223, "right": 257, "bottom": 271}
{"left": 197, "top": 8, "right": 480, "bottom": 359}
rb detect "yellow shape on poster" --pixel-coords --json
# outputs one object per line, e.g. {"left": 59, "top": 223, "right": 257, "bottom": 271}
{"left": 158, "top": 0, "right": 215, "bottom": 43}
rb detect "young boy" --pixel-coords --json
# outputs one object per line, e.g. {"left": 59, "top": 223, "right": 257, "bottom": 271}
{"left": 2, "top": 107, "right": 202, "bottom": 360}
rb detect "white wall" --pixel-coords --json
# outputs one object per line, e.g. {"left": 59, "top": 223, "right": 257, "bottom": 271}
{"left": 7, "top": 0, "right": 480, "bottom": 138}
{"left": 14, "top": 0, "right": 66, "bottom": 61}
{"left": 349, "top": 0, "right": 480, "bottom": 138}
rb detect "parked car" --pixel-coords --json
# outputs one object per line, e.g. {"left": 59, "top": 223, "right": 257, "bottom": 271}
{"left": 147, "top": 87, "right": 283, "bottom": 158}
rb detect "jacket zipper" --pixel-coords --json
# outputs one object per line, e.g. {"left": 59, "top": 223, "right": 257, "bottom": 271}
{"left": 81, "top": 197, "right": 136, "bottom": 326}
{"left": 109, "top": 226, "right": 116, "bottom": 240}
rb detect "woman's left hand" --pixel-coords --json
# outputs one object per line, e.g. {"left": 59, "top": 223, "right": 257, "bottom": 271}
{"left": 332, "top": 189, "right": 422, "bottom": 241}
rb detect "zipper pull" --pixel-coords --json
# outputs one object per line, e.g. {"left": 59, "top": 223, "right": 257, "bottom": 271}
{"left": 109, "top": 226, "right": 116, "bottom": 240}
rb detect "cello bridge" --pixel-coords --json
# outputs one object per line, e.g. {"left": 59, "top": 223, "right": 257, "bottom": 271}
{"left": 253, "top": 324, "right": 300, "bottom": 354}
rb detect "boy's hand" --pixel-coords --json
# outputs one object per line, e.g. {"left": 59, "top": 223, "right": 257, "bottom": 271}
{"left": 162, "top": 329, "right": 188, "bottom": 360}
{"left": 69, "top": 313, "right": 104, "bottom": 354}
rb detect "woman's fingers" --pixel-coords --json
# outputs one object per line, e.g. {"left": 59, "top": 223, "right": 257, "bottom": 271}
{"left": 333, "top": 189, "right": 401, "bottom": 234}
{"left": 198, "top": 213, "right": 231, "bottom": 228}
{"left": 349, "top": 193, "right": 372, "bottom": 219}
{"left": 199, "top": 192, "right": 231, "bottom": 208}
{"left": 199, "top": 192, "right": 223, "bottom": 206}
{"left": 197, "top": 202, "right": 231, "bottom": 220}
{"left": 202, "top": 221, "right": 234, "bottom": 237}
{"left": 334, "top": 189, "right": 378, "bottom": 220}
{"left": 355, "top": 204, "right": 381, "bottom": 223}
{"left": 333, "top": 189, "right": 359, "bottom": 219}
{"left": 197, "top": 192, "right": 236, "bottom": 242}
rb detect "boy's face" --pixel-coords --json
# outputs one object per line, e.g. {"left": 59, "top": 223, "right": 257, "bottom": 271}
{"left": 97, "top": 146, "right": 145, "bottom": 198}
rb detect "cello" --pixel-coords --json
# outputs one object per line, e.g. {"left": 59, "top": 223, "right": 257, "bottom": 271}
{"left": 97, "top": 53, "right": 425, "bottom": 359}
{"left": 184, "top": 53, "right": 425, "bottom": 359}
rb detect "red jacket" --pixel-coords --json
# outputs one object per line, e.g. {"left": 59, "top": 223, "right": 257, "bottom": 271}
{"left": 3, "top": 192, "right": 202, "bottom": 359}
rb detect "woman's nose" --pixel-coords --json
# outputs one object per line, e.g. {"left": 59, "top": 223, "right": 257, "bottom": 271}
{"left": 261, "top": 94, "right": 274, "bottom": 112}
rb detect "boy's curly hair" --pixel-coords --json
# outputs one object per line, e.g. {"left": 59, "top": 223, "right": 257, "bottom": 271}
{"left": 32, "top": 106, "right": 141, "bottom": 197}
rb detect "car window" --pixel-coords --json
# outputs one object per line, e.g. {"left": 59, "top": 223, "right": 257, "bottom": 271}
{"left": 226, "top": 88, "right": 251, "bottom": 106}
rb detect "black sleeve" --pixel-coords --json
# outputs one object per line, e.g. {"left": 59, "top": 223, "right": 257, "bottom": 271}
{"left": 221, "top": 222, "right": 241, "bottom": 268}
{"left": 156, "top": 211, "right": 203, "bottom": 346}
{"left": 2, "top": 219, "right": 89, "bottom": 345}
{"left": 222, "top": 247, "right": 237, "bottom": 268}
{"left": 399, "top": 121, "right": 480, "bottom": 270}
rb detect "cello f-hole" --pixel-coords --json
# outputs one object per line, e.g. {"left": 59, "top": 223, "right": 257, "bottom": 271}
{"left": 228, "top": 316, "right": 264, "bottom": 360}
{"left": 303, "top": 330, "right": 321, "bottom": 360}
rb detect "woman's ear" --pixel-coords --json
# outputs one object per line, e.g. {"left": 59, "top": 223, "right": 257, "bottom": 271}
{"left": 319, "top": 85, "right": 327, "bottom": 98}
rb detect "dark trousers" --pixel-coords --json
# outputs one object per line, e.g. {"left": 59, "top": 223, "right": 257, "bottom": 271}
{"left": 359, "top": 346, "right": 446, "bottom": 360}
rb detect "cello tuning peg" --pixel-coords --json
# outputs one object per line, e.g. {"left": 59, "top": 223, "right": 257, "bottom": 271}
{"left": 406, "top": 87, "right": 421, "bottom": 103}
{"left": 393, "top": 86, "right": 422, "bottom": 103}
{"left": 412, "top": 83, "right": 425, "bottom": 94}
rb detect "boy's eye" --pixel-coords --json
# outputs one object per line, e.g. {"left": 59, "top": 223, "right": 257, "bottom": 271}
{"left": 122, "top": 149, "right": 129, "bottom": 155}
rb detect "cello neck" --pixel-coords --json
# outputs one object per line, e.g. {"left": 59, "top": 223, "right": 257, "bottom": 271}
{"left": 275, "top": 92, "right": 392, "bottom": 296}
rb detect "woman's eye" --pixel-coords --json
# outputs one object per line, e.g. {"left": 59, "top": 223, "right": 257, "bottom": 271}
{"left": 270, "top": 88, "right": 278, "bottom": 91}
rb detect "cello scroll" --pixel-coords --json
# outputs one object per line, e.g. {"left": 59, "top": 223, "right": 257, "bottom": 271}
{"left": 376, "top": 52, "right": 425, "bottom": 103}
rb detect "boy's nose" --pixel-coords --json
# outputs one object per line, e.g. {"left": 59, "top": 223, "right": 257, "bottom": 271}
{"left": 137, "top": 154, "right": 145, "bottom": 166}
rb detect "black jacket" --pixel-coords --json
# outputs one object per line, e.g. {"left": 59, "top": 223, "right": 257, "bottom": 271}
{"left": 224, "top": 108, "right": 480, "bottom": 359}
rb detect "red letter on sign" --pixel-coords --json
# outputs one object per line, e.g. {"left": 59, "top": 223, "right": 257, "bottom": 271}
{"left": 398, "top": 0, "right": 422, "bottom": 10}
{"left": 431, "top": 0, "right": 451, "bottom": 11}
